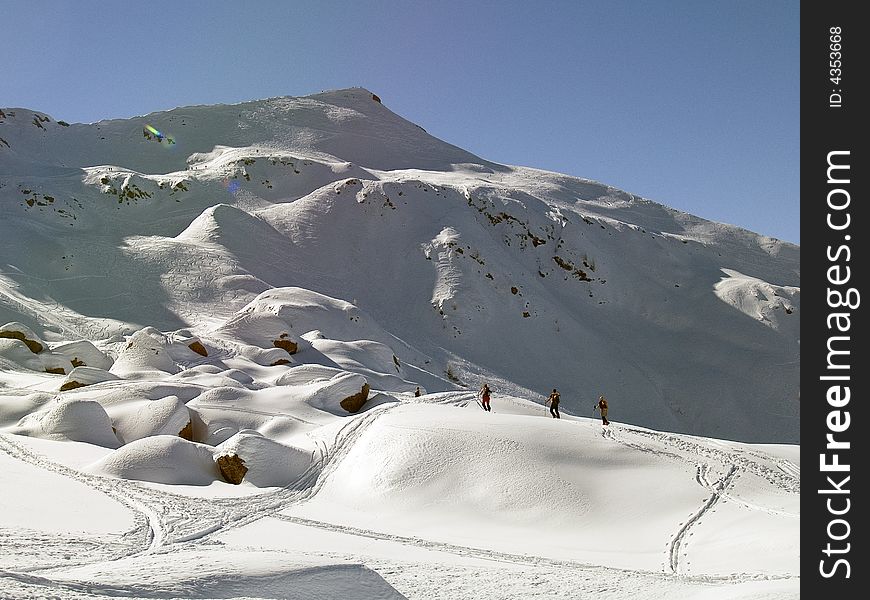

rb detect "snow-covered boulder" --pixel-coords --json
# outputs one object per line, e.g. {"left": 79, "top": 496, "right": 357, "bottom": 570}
{"left": 172, "top": 367, "right": 250, "bottom": 390}
{"left": 164, "top": 331, "right": 212, "bottom": 361}
{"left": 12, "top": 398, "right": 120, "bottom": 448}
{"left": 0, "top": 338, "right": 44, "bottom": 371}
{"left": 306, "top": 336, "right": 402, "bottom": 376}
{"left": 0, "top": 343, "right": 80, "bottom": 375}
{"left": 106, "top": 395, "right": 193, "bottom": 444}
{"left": 0, "top": 322, "right": 45, "bottom": 353}
{"left": 0, "top": 391, "right": 54, "bottom": 427}
{"left": 212, "top": 287, "right": 411, "bottom": 363}
{"left": 234, "top": 346, "right": 299, "bottom": 367}
{"left": 110, "top": 328, "right": 180, "bottom": 376}
{"left": 85, "top": 435, "right": 220, "bottom": 485}
{"left": 275, "top": 365, "right": 371, "bottom": 414}
{"left": 51, "top": 340, "right": 113, "bottom": 370}
{"left": 214, "top": 430, "right": 311, "bottom": 487}
{"left": 39, "top": 351, "right": 75, "bottom": 375}
{"left": 714, "top": 269, "right": 800, "bottom": 335}
{"left": 221, "top": 288, "right": 388, "bottom": 346}
{"left": 59, "top": 366, "right": 121, "bottom": 391}
{"left": 213, "top": 310, "right": 307, "bottom": 358}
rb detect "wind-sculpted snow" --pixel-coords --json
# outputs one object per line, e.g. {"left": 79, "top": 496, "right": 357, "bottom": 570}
{"left": 0, "top": 88, "right": 798, "bottom": 597}
{"left": 215, "top": 430, "right": 312, "bottom": 488}
{"left": 1, "top": 87, "right": 798, "bottom": 442}
{"left": 11, "top": 398, "right": 121, "bottom": 448}
{"left": 86, "top": 435, "right": 220, "bottom": 485}
{"left": 106, "top": 394, "right": 191, "bottom": 443}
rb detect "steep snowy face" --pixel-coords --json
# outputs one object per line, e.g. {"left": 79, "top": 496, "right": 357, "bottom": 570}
{"left": 0, "top": 88, "right": 490, "bottom": 176}
{"left": 0, "top": 88, "right": 799, "bottom": 442}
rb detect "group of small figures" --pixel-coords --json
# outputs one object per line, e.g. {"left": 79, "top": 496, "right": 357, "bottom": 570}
{"left": 411, "top": 383, "right": 610, "bottom": 425}
{"left": 543, "top": 388, "right": 609, "bottom": 425}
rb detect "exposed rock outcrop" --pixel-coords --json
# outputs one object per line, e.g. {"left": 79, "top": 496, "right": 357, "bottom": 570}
{"left": 51, "top": 340, "right": 113, "bottom": 371}
{"left": 216, "top": 454, "right": 248, "bottom": 484}
{"left": 188, "top": 341, "right": 208, "bottom": 357}
{"left": 340, "top": 383, "right": 371, "bottom": 413}
{"left": 59, "top": 366, "right": 121, "bottom": 391}
{"left": 0, "top": 322, "right": 44, "bottom": 353}
{"left": 214, "top": 430, "right": 312, "bottom": 487}
{"left": 273, "top": 333, "right": 298, "bottom": 355}
{"left": 178, "top": 421, "right": 194, "bottom": 441}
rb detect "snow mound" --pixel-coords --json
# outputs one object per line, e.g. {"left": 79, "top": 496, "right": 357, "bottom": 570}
{"left": 214, "top": 430, "right": 312, "bottom": 487}
{"left": 86, "top": 435, "right": 219, "bottom": 485}
{"left": 0, "top": 321, "right": 45, "bottom": 353}
{"left": 0, "top": 337, "right": 79, "bottom": 375}
{"left": 275, "top": 365, "right": 372, "bottom": 414}
{"left": 0, "top": 391, "right": 54, "bottom": 427}
{"left": 110, "top": 327, "right": 180, "bottom": 376}
{"left": 176, "top": 203, "right": 292, "bottom": 251}
{"left": 714, "top": 269, "right": 799, "bottom": 334}
{"left": 50, "top": 340, "right": 114, "bottom": 370}
{"left": 12, "top": 398, "right": 120, "bottom": 447}
{"left": 296, "top": 403, "right": 798, "bottom": 573}
{"left": 46, "top": 549, "right": 406, "bottom": 600}
{"left": 0, "top": 338, "right": 44, "bottom": 371}
{"left": 307, "top": 338, "right": 417, "bottom": 393}
{"left": 59, "top": 365, "right": 121, "bottom": 390}
{"left": 214, "top": 287, "right": 405, "bottom": 357}
{"left": 106, "top": 395, "right": 192, "bottom": 444}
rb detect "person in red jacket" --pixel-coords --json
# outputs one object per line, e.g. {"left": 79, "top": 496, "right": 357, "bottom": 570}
{"left": 479, "top": 383, "right": 492, "bottom": 412}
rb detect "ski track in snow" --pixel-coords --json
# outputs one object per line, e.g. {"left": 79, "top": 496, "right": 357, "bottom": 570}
{"left": 598, "top": 424, "right": 798, "bottom": 577}
{"left": 0, "top": 89, "right": 800, "bottom": 599}
{"left": 0, "top": 402, "right": 407, "bottom": 595}
{"left": 0, "top": 401, "right": 797, "bottom": 598}
{"left": 667, "top": 465, "right": 738, "bottom": 576}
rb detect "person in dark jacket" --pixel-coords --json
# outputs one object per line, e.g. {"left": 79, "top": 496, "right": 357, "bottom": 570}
{"left": 546, "top": 389, "right": 561, "bottom": 418}
{"left": 595, "top": 395, "right": 610, "bottom": 425}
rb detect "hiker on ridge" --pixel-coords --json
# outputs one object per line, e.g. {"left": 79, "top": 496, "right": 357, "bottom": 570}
{"left": 546, "top": 388, "right": 561, "bottom": 419}
{"left": 594, "top": 395, "right": 610, "bottom": 425}
{"left": 479, "top": 383, "right": 492, "bottom": 412}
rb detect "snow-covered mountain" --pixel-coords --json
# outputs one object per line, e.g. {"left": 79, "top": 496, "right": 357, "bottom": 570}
{"left": 0, "top": 89, "right": 799, "bottom": 599}
{"left": 0, "top": 88, "right": 798, "bottom": 443}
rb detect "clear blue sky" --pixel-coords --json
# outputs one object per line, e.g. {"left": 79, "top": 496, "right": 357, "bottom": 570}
{"left": 2, "top": 0, "right": 799, "bottom": 243}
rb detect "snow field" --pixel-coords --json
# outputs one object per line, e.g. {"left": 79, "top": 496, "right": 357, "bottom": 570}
{"left": 0, "top": 87, "right": 799, "bottom": 598}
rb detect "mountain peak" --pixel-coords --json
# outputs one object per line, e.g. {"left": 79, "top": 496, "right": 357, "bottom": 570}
{"left": 0, "top": 90, "right": 799, "bottom": 442}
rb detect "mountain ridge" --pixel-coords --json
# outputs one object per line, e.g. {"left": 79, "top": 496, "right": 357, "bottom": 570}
{"left": 0, "top": 87, "right": 799, "bottom": 442}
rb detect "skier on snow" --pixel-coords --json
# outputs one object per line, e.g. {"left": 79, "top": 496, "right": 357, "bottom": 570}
{"left": 546, "top": 388, "right": 561, "bottom": 419}
{"left": 594, "top": 395, "right": 610, "bottom": 425}
{"left": 479, "top": 383, "right": 492, "bottom": 412}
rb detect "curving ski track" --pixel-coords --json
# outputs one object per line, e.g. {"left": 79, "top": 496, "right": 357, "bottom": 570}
{"left": 598, "top": 423, "right": 798, "bottom": 577}
{"left": 0, "top": 405, "right": 797, "bottom": 597}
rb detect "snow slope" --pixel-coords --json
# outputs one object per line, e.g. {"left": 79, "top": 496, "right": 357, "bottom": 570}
{"left": 0, "top": 88, "right": 798, "bottom": 442}
{"left": 0, "top": 393, "right": 799, "bottom": 599}
{"left": 0, "top": 89, "right": 798, "bottom": 598}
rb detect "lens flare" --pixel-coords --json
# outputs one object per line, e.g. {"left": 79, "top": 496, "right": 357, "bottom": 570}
{"left": 144, "top": 124, "right": 175, "bottom": 145}
{"left": 222, "top": 178, "right": 241, "bottom": 195}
